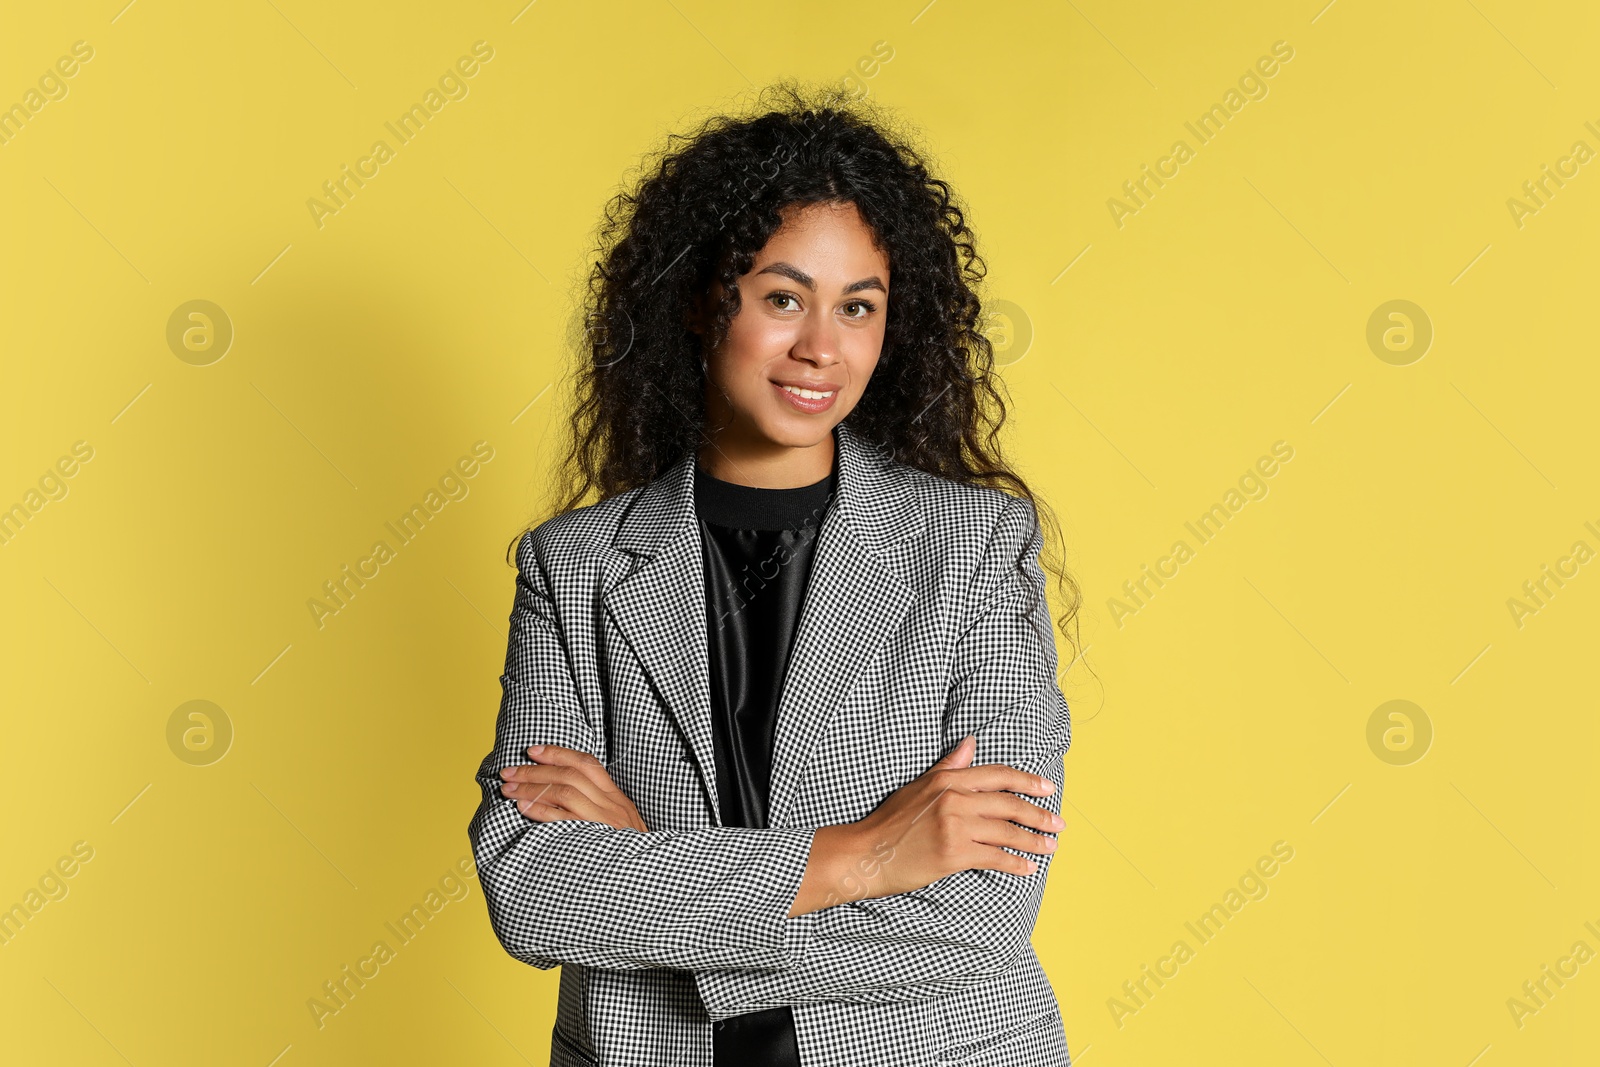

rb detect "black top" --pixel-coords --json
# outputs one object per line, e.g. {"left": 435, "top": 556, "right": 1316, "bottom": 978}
{"left": 694, "top": 454, "right": 837, "bottom": 1067}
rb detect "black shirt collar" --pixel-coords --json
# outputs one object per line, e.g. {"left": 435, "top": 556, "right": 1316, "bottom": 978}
{"left": 694, "top": 457, "right": 837, "bottom": 531}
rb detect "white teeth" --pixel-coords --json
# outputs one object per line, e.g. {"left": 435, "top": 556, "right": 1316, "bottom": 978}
{"left": 780, "top": 384, "right": 835, "bottom": 399}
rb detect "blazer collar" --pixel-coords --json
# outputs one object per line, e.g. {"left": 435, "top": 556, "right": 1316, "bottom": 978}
{"left": 602, "top": 420, "right": 926, "bottom": 828}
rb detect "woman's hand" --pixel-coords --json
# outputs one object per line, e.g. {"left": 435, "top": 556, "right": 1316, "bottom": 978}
{"left": 499, "top": 744, "right": 649, "bottom": 832}
{"left": 790, "top": 735, "right": 1062, "bottom": 916}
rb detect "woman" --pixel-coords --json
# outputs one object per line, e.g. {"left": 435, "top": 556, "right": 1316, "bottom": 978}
{"left": 469, "top": 81, "right": 1081, "bottom": 1067}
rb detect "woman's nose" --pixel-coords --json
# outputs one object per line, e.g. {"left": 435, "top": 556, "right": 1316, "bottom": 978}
{"left": 792, "top": 313, "right": 842, "bottom": 365}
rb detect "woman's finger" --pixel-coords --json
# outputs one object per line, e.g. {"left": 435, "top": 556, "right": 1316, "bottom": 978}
{"left": 969, "top": 818, "right": 1059, "bottom": 856}
{"left": 524, "top": 744, "right": 625, "bottom": 796}
{"left": 502, "top": 772, "right": 572, "bottom": 805}
{"left": 504, "top": 754, "right": 648, "bottom": 832}
{"left": 968, "top": 791, "right": 1065, "bottom": 834}
{"left": 939, "top": 762, "right": 1055, "bottom": 796}
{"left": 508, "top": 783, "right": 620, "bottom": 825}
{"left": 967, "top": 844, "right": 1040, "bottom": 877}
{"left": 508, "top": 780, "right": 610, "bottom": 821}
{"left": 516, "top": 799, "right": 580, "bottom": 822}
{"left": 503, "top": 761, "right": 601, "bottom": 797}
{"left": 502, "top": 763, "right": 622, "bottom": 820}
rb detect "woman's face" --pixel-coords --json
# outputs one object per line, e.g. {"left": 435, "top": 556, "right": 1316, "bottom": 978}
{"left": 698, "top": 200, "right": 890, "bottom": 464}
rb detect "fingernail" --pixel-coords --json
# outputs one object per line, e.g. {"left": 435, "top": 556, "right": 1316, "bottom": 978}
{"left": 1052, "top": 814, "right": 1065, "bottom": 829}
{"left": 529, "top": 745, "right": 544, "bottom": 754}
{"left": 1038, "top": 777, "right": 1053, "bottom": 793}
{"left": 1026, "top": 860, "right": 1038, "bottom": 873}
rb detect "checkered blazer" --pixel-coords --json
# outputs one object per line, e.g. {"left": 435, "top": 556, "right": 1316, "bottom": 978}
{"left": 468, "top": 419, "right": 1073, "bottom": 1066}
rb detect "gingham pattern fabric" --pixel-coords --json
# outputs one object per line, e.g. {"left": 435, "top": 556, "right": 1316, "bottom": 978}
{"left": 468, "top": 419, "right": 1073, "bottom": 1066}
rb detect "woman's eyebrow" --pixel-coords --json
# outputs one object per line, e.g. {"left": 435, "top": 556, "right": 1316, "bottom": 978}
{"left": 754, "top": 261, "right": 887, "bottom": 295}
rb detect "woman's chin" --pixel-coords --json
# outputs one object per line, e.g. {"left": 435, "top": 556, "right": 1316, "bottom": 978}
{"left": 751, "top": 415, "right": 839, "bottom": 451}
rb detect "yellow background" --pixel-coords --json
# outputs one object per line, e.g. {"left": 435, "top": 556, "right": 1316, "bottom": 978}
{"left": 2, "top": 0, "right": 1596, "bottom": 1063}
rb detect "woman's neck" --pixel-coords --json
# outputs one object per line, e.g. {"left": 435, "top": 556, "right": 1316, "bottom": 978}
{"left": 696, "top": 427, "right": 836, "bottom": 488}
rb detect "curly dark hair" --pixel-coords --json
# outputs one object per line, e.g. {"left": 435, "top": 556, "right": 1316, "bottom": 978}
{"left": 511, "top": 78, "right": 1085, "bottom": 673}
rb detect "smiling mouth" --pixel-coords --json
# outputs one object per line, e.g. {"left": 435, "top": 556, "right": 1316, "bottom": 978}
{"left": 777, "top": 383, "right": 837, "bottom": 399}
{"left": 772, "top": 381, "right": 840, "bottom": 413}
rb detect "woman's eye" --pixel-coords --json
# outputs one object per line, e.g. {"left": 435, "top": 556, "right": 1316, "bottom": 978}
{"left": 843, "top": 300, "right": 877, "bottom": 319}
{"left": 767, "top": 293, "right": 799, "bottom": 311}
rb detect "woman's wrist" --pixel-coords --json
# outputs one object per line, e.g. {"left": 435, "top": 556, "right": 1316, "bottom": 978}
{"left": 788, "top": 822, "right": 895, "bottom": 917}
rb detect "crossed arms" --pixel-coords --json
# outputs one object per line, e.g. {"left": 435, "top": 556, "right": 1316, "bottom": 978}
{"left": 466, "top": 498, "right": 1071, "bottom": 1018}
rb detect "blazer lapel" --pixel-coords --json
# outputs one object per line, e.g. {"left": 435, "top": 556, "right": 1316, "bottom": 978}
{"left": 602, "top": 421, "right": 926, "bottom": 828}
{"left": 602, "top": 448, "right": 718, "bottom": 810}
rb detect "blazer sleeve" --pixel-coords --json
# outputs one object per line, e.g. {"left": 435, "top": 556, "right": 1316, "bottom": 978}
{"left": 468, "top": 528, "right": 824, "bottom": 974}
{"left": 692, "top": 497, "right": 1071, "bottom": 1017}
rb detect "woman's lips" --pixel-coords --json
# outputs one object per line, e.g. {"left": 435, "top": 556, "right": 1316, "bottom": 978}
{"left": 772, "top": 381, "right": 838, "bottom": 413}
